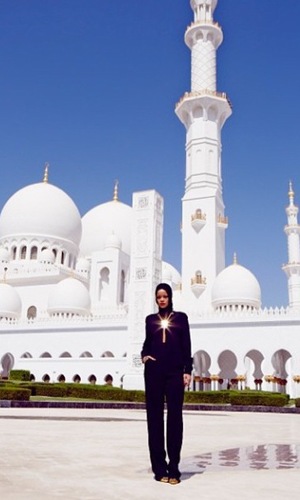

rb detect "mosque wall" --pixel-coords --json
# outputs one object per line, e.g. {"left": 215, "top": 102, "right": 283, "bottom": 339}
{"left": 16, "top": 357, "right": 127, "bottom": 387}
{"left": 190, "top": 318, "right": 300, "bottom": 396}
{"left": 15, "top": 284, "right": 56, "bottom": 320}
{"left": 1, "top": 309, "right": 300, "bottom": 395}
{"left": 0, "top": 325, "right": 128, "bottom": 385}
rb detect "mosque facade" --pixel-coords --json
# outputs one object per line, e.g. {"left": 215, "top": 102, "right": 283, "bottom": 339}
{"left": 1, "top": 0, "right": 300, "bottom": 396}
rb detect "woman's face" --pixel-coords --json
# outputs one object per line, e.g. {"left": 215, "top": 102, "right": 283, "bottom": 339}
{"left": 156, "top": 289, "right": 169, "bottom": 309}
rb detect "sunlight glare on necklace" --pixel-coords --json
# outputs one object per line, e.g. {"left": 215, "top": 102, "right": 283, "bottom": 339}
{"left": 158, "top": 312, "right": 173, "bottom": 343}
{"left": 161, "top": 318, "right": 169, "bottom": 329}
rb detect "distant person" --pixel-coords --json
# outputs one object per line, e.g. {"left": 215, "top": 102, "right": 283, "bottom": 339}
{"left": 141, "top": 283, "right": 193, "bottom": 485}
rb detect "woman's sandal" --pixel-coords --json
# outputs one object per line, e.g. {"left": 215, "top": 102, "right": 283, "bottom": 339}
{"left": 159, "top": 476, "right": 169, "bottom": 483}
{"left": 155, "top": 475, "right": 169, "bottom": 483}
{"left": 168, "top": 477, "right": 181, "bottom": 485}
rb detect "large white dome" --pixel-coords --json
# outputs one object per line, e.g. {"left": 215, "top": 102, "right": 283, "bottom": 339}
{"left": 0, "top": 182, "right": 82, "bottom": 246}
{"left": 75, "top": 257, "right": 91, "bottom": 273}
{"left": 212, "top": 261, "right": 261, "bottom": 310}
{"left": 80, "top": 200, "right": 132, "bottom": 257}
{"left": 0, "top": 283, "right": 22, "bottom": 318}
{"left": 48, "top": 278, "right": 91, "bottom": 316}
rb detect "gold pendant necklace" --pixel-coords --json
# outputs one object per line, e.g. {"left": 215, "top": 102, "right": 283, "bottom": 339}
{"left": 158, "top": 312, "right": 173, "bottom": 343}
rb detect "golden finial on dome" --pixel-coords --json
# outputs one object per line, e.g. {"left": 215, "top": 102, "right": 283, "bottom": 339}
{"left": 113, "top": 179, "right": 119, "bottom": 201}
{"left": 43, "top": 162, "right": 49, "bottom": 183}
{"left": 233, "top": 252, "right": 238, "bottom": 265}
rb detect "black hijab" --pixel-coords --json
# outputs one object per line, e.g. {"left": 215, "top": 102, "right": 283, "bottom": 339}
{"left": 155, "top": 283, "right": 173, "bottom": 316}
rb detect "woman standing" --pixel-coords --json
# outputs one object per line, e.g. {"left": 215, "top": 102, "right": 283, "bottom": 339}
{"left": 141, "top": 283, "right": 193, "bottom": 485}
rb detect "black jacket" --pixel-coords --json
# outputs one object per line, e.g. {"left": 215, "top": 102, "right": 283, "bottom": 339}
{"left": 141, "top": 311, "right": 193, "bottom": 375}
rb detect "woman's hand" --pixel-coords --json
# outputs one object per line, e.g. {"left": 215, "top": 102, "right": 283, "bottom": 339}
{"left": 183, "top": 373, "right": 191, "bottom": 387}
{"left": 142, "top": 355, "right": 156, "bottom": 363}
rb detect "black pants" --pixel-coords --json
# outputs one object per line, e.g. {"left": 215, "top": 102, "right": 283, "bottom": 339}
{"left": 144, "top": 361, "right": 184, "bottom": 479}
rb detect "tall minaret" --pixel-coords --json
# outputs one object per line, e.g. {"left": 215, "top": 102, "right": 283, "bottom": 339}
{"left": 175, "top": 0, "right": 232, "bottom": 311}
{"left": 282, "top": 182, "right": 300, "bottom": 309}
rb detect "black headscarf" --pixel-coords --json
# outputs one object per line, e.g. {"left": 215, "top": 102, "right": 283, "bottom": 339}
{"left": 155, "top": 283, "right": 173, "bottom": 316}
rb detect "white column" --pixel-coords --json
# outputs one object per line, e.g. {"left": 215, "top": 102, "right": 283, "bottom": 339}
{"left": 261, "top": 356, "right": 274, "bottom": 392}
{"left": 123, "top": 190, "right": 163, "bottom": 390}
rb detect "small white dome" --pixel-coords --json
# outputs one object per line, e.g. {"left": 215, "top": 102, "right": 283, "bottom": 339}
{"left": 212, "top": 262, "right": 261, "bottom": 310}
{"left": 75, "top": 258, "right": 91, "bottom": 273}
{"left": 0, "top": 283, "right": 22, "bottom": 318}
{"left": 162, "top": 261, "right": 181, "bottom": 286}
{"left": 47, "top": 278, "right": 91, "bottom": 315}
{"left": 104, "top": 232, "right": 122, "bottom": 250}
{"left": 0, "top": 247, "right": 9, "bottom": 263}
{"left": 0, "top": 182, "right": 82, "bottom": 247}
{"left": 80, "top": 200, "right": 132, "bottom": 257}
{"left": 39, "top": 248, "right": 55, "bottom": 264}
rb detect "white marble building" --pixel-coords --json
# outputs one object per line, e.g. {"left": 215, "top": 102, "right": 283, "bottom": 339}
{"left": 0, "top": 0, "right": 300, "bottom": 396}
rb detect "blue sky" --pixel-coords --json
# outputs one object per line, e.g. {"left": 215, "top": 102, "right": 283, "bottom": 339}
{"left": 0, "top": 0, "right": 299, "bottom": 308}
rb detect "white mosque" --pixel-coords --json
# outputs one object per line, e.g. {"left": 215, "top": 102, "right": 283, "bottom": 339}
{"left": 0, "top": 0, "right": 300, "bottom": 396}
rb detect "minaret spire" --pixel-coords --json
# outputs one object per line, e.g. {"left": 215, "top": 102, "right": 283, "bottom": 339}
{"left": 43, "top": 162, "right": 49, "bottom": 183}
{"left": 191, "top": 0, "right": 217, "bottom": 23}
{"left": 176, "top": 0, "right": 232, "bottom": 310}
{"left": 288, "top": 180, "right": 294, "bottom": 204}
{"left": 282, "top": 182, "right": 300, "bottom": 309}
{"left": 113, "top": 179, "right": 119, "bottom": 201}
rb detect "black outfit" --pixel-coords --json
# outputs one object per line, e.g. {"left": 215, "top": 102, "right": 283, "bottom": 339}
{"left": 141, "top": 304, "right": 192, "bottom": 481}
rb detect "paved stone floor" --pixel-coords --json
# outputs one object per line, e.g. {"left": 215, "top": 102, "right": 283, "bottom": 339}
{"left": 0, "top": 407, "right": 300, "bottom": 499}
